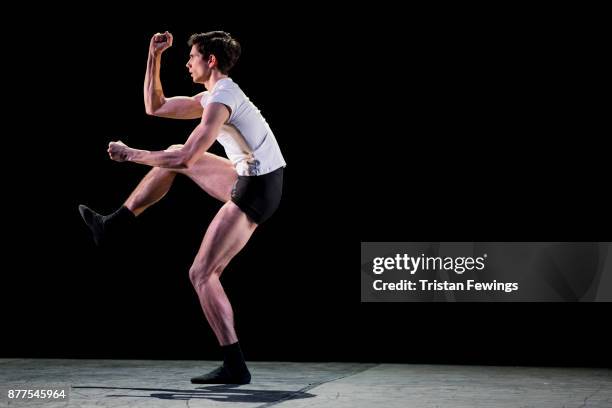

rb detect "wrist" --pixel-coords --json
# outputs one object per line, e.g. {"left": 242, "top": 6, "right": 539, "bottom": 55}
{"left": 127, "top": 148, "right": 140, "bottom": 162}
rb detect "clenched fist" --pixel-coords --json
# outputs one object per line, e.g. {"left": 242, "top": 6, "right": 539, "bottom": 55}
{"left": 150, "top": 31, "right": 173, "bottom": 55}
{"left": 108, "top": 140, "right": 132, "bottom": 162}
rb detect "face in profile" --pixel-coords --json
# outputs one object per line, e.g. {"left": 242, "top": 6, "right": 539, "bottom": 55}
{"left": 186, "top": 45, "right": 214, "bottom": 84}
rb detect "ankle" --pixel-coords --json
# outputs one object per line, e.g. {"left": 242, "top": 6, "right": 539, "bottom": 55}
{"left": 222, "top": 342, "right": 249, "bottom": 373}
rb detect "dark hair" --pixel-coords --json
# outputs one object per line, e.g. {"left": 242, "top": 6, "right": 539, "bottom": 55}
{"left": 188, "top": 31, "right": 241, "bottom": 74}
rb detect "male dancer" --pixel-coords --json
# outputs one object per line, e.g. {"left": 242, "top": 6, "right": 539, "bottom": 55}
{"left": 79, "top": 31, "right": 286, "bottom": 384}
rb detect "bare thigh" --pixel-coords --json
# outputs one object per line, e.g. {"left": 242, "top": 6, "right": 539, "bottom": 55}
{"left": 189, "top": 200, "right": 258, "bottom": 285}
{"left": 172, "top": 147, "right": 237, "bottom": 202}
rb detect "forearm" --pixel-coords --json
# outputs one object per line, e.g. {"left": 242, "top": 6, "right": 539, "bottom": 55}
{"left": 113, "top": 114, "right": 222, "bottom": 169}
{"left": 144, "top": 52, "right": 165, "bottom": 114}
{"left": 128, "top": 147, "right": 188, "bottom": 169}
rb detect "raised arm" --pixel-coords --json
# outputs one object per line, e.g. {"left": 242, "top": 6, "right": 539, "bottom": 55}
{"left": 144, "top": 31, "right": 204, "bottom": 119}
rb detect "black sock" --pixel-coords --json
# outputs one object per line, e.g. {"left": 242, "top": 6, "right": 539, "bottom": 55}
{"left": 78, "top": 205, "right": 135, "bottom": 246}
{"left": 105, "top": 206, "right": 136, "bottom": 229}
{"left": 222, "top": 342, "right": 250, "bottom": 377}
{"left": 190, "top": 342, "right": 251, "bottom": 384}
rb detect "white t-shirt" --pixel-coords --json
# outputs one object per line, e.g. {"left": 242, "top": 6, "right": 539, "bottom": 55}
{"left": 200, "top": 78, "right": 286, "bottom": 176}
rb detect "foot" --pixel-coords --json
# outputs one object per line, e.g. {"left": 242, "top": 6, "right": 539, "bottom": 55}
{"left": 190, "top": 365, "right": 251, "bottom": 384}
{"left": 78, "top": 205, "right": 106, "bottom": 246}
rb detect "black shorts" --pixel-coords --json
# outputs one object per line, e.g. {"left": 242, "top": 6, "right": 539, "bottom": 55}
{"left": 231, "top": 167, "right": 284, "bottom": 224}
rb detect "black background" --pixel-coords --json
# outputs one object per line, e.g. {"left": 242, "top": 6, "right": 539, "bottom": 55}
{"left": 4, "top": 6, "right": 610, "bottom": 367}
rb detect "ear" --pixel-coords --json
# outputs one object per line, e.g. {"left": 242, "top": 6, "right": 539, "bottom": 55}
{"left": 208, "top": 54, "right": 218, "bottom": 69}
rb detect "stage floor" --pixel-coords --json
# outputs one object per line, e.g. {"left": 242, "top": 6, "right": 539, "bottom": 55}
{"left": 1, "top": 359, "right": 610, "bottom": 407}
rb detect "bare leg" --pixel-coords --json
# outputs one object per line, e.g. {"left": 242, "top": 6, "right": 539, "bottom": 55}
{"left": 176, "top": 151, "right": 237, "bottom": 202}
{"left": 189, "top": 200, "right": 257, "bottom": 345}
{"left": 123, "top": 145, "right": 237, "bottom": 216}
{"left": 124, "top": 167, "right": 177, "bottom": 216}
{"left": 109, "top": 145, "right": 254, "bottom": 383}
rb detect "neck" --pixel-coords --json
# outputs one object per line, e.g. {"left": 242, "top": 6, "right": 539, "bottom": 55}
{"left": 204, "top": 71, "right": 229, "bottom": 91}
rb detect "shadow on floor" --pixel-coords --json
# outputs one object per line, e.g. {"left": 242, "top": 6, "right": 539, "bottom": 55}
{"left": 73, "top": 384, "right": 315, "bottom": 403}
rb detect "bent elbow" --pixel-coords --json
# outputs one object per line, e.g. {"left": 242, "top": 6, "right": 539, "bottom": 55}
{"left": 144, "top": 97, "right": 165, "bottom": 116}
{"left": 145, "top": 106, "right": 158, "bottom": 116}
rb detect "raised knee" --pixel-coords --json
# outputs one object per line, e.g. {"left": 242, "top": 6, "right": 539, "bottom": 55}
{"left": 166, "top": 144, "right": 184, "bottom": 151}
{"left": 150, "top": 166, "right": 175, "bottom": 176}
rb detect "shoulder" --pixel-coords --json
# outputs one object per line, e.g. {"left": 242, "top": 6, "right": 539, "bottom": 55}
{"left": 195, "top": 91, "right": 210, "bottom": 107}
{"left": 194, "top": 91, "right": 208, "bottom": 103}
{"left": 209, "top": 81, "right": 240, "bottom": 106}
{"left": 215, "top": 78, "right": 242, "bottom": 95}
